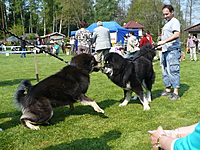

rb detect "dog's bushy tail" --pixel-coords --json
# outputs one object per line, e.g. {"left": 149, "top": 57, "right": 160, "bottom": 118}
{"left": 14, "top": 80, "right": 32, "bottom": 108}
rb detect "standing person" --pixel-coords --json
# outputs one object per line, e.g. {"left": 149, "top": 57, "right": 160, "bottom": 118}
{"left": 53, "top": 42, "right": 60, "bottom": 56}
{"left": 187, "top": 34, "right": 198, "bottom": 61}
{"left": 11, "top": 42, "right": 16, "bottom": 51}
{"left": 35, "top": 37, "right": 41, "bottom": 53}
{"left": 198, "top": 41, "right": 200, "bottom": 53}
{"left": 140, "top": 32, "right": 150, "bottom": 47}
{"left": 35, "top": 37, "right": 41, "bottom": 45}
{"left": 70, "top": 36, "right": 76, "bottom": 55}
{"left": 1, "top": 42, "right": 6, "bottom": 51}
{"left": 124, "top": 31, "right": 140, "bottom": 58}
{"left": 157, "top": 5, "right": 181, "bottom": 101}
{"left": 61, "top": 39, "right": 66, "bottom": 54}
{"left": 49, "top": 39, "right": 55, "bottom": 53}
{"left": 75, "top": 21, "right": 91, "bottom": 54}
{"left": 40, "top": 38, "right": 46, "bottom": 54}
{"left": 41, "top": 39, "right": 45, "bottom": 45}
{"left": 91, "top": 21, "right": 111, "bottom": 66}
{"left": 50, "top": 39, "right": 54, "bottom": 44}
{"left": 123, "top": 34, "right": 128, "bottom": 52}
{"left": 146, "top": 30, "right": 153, "bottom": 46}
{"left": 20, "top": 37, "right": 27, "bottom": 58}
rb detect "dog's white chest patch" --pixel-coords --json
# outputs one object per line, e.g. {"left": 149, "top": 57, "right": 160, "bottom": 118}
{"left": 125, "top": 82, "right": 131, "bottom": 89}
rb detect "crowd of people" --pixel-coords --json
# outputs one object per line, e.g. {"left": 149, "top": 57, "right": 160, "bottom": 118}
{"left": 16, "top": 17, "right": 199, "bottom": 65}
{"left": 71, "top": 20, "right": 157, "bottom": 65}
{"left": 18, "top": 37, "right": 64, "bottom": 57}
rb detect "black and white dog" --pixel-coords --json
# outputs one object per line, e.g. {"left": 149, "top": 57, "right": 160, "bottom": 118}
{"left": 14, "top": 54, "right": 104, "bottom": 130}
{"left": 102, "top": 44, "right": 156, "bottom": 110}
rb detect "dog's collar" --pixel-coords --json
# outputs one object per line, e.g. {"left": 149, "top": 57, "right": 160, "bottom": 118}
{"left": 69, "top": 62, "right": 76, "bottom": 66}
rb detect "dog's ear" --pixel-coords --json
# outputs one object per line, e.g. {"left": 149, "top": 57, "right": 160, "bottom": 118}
{"left": 71, "top": 54, "right": 97, "bottom": 72}
{"left": 90, "top": 56, "right": 100, "bottom": 72}
{"left": 91, "top": 56, "right": 98, "bottom": 66}
{"left": 106, "top": 53, "right": 126, "bottom": 75}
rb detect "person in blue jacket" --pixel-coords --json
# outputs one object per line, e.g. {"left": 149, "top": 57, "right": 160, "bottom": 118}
{"left": 53, "top": 42, "right": 60, "bottom": 56}
{"left": 148, "top": 122, "right": 200, "bottom": 150}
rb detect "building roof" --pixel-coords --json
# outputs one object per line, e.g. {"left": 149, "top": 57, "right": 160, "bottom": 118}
{"left": 122, "top": 21, "right": 144, "bottom": 29}
{"left": 41, "top": 32, "right": 66, "bottom": 38}
{"left": 184, "top": 23, "right": 200, "bottom": 32}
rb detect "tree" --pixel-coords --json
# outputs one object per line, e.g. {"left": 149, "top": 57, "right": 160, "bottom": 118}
{"left": 0, "top": 0, "right": 6, "bottom": 40}
{"left": 55, "top": 0, "right": 95, "bottom": 37}
{"left": 94, "top": 0, "right": 118, "bottom": 22}
{"left": 114, "top": 0, "right": 129, "bottom": 25}
{"left": 127, "top": 0, "right": 164, "bottom": 39}
{"left": 185, "top": 0, "right": 200, "bottom": 26}
{"left": 26, "top": 0, "right": 40, "bottom": 33}
{"left": 0, "top": 0, "right": 194, "bottom": 41}
{"left": 9, "top": 24, "right": 24, "bottom": 36}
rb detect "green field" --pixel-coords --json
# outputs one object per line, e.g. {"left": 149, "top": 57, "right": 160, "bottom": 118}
{"left": 0, "top": 52, "right": 199, "bottom": 150}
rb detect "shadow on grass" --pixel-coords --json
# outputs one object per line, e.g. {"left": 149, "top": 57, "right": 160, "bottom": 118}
{"left": 113, "top": 83, "right": 190, "bottom": 105}
{"left": 152, "top": 83, "right": 190, "bottom": 99}
{"left": 44, "top": 130, "right": 121, "bottom": 150}
{"left": 0, "top": 78, "right": 35, "bottom": 87}
{"left": 0, "top": 110, "right": 21, "bottom": 130}
{"left": 0, "top": 99, "right": 118, "bottom": 130}
{"left": 50, "top": 99, "right": 118, "bottom": 125}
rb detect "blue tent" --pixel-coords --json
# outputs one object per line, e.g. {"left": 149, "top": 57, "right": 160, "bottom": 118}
{"left": 71, "top": 21, "right": 139, "bottom": 44}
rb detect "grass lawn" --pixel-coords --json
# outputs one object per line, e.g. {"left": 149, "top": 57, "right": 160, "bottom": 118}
{"left": 0, "top": 51, "right": 199, "bottom": 150}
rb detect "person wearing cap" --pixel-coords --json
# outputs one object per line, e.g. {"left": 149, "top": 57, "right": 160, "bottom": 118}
{"left": 91, "top": 21, "right": 111, "bottom": 66}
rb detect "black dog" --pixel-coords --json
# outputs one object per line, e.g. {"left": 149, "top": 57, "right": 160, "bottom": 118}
{"left": 14, "top": 54, "right": 104, "bottom": 130}
{"left": 102, "top": 44, "right": 155, "bottom": 110}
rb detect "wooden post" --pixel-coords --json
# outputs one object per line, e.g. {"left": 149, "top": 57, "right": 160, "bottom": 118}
{"left": 34, "top": 50, "right": 39, "bottom": 82}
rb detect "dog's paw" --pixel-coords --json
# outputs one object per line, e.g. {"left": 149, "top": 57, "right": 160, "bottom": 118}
{"left": 97, "top": 108, "right": 104, "bottom": 114}
{"left": 25, "top": 120, "right": 41, "bottom": 130}
{"left": 31, "top": 126, "right": 40, "bottom": 130}
{"left": 27, "top": 124, "right": 40, "bottom": 130}
{"left": 143, "top": 105, "right": 150, "bottom": 111}
{"left": 119, "top": 103, "right": 125, "bottom": 107}
{"left": 119, "top": 103, "right": 128, "bottom": 107}
{"left": 119, "top": 100, "right": 129, "bottom": 106}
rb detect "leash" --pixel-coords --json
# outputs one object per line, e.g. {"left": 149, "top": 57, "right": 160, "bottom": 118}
{"left": 0, "top": 27, "right": 69, "bottom": 64}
